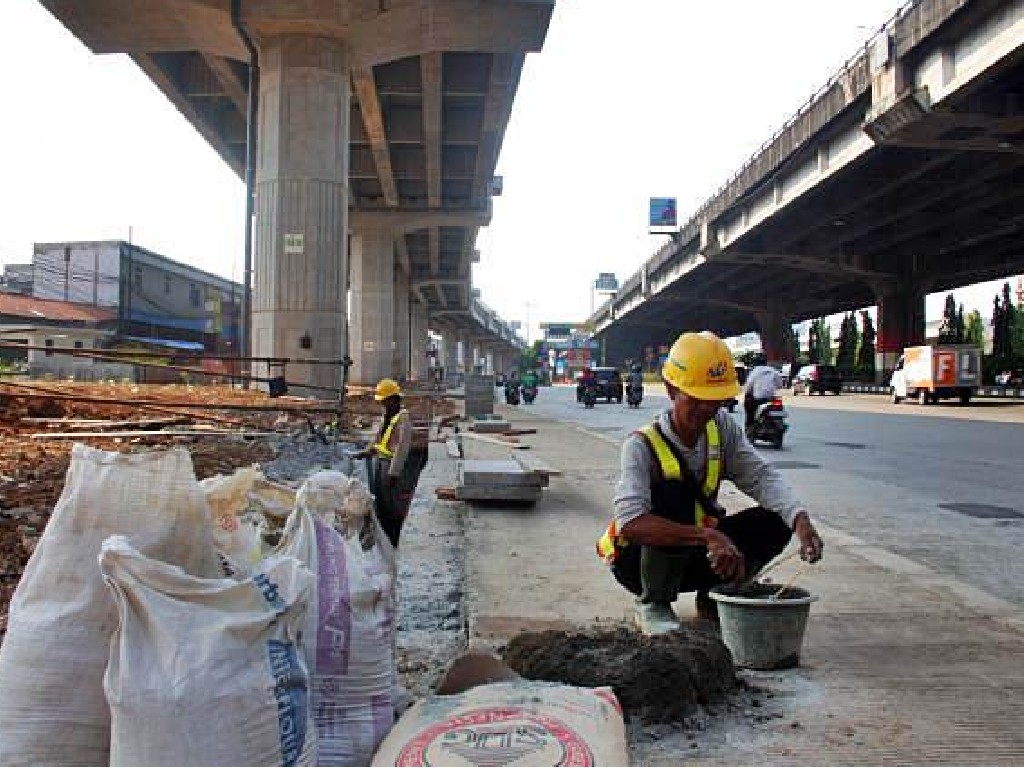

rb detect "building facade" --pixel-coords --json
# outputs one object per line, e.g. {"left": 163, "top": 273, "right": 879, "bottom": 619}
{"left": 32, "top": 241, "right": 241, "bottom": 352}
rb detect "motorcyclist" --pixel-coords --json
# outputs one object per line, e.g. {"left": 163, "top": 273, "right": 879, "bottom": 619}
{"left": 521, "top": 368, "right": 538, "bottom": 399}
{"left": 743, "top": 353, "right": 784, "bottom": 431}
{"left": 579, "top": 366, "right": 597, "bottom": 402}
{"left": 627, "top": 363, "right": 644, "bottom": 401}
{"left": 504, "top": 370, "right": 521, "bottom": 404}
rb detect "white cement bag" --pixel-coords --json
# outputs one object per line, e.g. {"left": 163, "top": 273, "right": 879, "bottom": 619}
{"left": 278, "top": 470, "right": 397, "bottom": 766}
{"left": 201, "top": 465, "right": 266, "bottom": 575}
{"left": 0, "top": 444, "right": 219, "bottom": 766}
{"left": 371, "top": 682, "right": 629, "bottom": 767}
{"left": 100, "top": 536, "right": 316, "bottom": 766}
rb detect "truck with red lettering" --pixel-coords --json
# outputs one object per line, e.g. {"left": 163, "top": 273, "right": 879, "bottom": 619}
{"left": 889, "top": 344, "right": 981, "bottom": 405}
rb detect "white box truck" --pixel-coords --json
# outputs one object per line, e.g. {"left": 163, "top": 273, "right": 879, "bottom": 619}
{"left": 890, "top": 344, "right": 981, "bottom": 405}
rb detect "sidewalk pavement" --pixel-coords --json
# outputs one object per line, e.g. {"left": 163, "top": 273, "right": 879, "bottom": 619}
{"left": 409, "top": 401, "right": 1024, "bottom": 765}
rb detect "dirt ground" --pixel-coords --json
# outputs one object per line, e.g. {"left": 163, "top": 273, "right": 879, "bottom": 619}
{"left": 0, "top": 379, "right": 459, "bottom": 633}
{"left": 502, "top": 626, "right": 737, "bottom": 724}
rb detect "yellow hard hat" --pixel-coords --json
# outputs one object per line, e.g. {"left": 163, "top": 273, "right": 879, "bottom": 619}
{"left": 374, "top": 378, "right": 402, "bottom": 401}
{"left": 661, "top": 331, "right": 739, "bottom": 400}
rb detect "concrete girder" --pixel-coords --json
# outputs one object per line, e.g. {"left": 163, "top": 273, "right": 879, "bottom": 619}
{"left": 428, "top": 227, "right": 440, "bottom": 276}
{"left": 349, "top": 207, "right": 490, "bottom": 234}
{"left": 713, "top": 252, "right": 897, "bottom": 287}
{"left": 472, "top": 53, "right": 523, "bottom": 202}
{"left": 133, "top": 53, "right": 245, "bottom": 172}
{"left": 42, "top": 1, "right": 554, "bottom": 65}
{"left": 395, "top": 232, "right": 412, "bottom": 274}
{"left": 199, "top": 53, "right": 248, "bottom": 114}
{"left": 421, "top": 51, "right": 443, "bottom": 209}
{"left": 352, "top": 68, "right": 399, "bottom": 207}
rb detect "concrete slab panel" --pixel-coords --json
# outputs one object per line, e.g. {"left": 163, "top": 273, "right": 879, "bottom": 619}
{"left": 459, "top": 459, "right": 543, "bottom": 487}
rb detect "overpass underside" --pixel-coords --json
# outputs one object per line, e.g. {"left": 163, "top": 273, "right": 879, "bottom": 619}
{"left": 597, "top": 0, "right": 1024, "bottom": 375}
{"left": 40, "top": 0, "right": 548, "bottom": 391}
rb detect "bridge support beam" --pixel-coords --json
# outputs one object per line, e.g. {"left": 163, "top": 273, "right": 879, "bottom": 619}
{"left": 393, "top": 265, "right": 411, "bottom": 379}
{"left": 410, "top": 299, "right": 429, "bottom": 381}
{"left": 349, "top": 228, "right": 395, "bottom": 386}
{"left": 876, "top": 281, "right": 926, "bottom": 381}
{"left": 252, "top": 35, "right": 350, "bottom": 394}
{"left": 755, "top": 310, "right": 793, "bottom": 364}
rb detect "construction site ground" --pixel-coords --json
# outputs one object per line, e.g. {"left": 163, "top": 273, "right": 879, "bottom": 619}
{"left": 3, "top": 380, "right": 1024, "bottom": 764}
{"left": 404, "top": 395, "right": 1024, "bottom": 765}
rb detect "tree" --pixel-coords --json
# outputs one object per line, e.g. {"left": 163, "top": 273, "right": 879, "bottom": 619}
{"left": 956, "top": 304, "right": 965, "bottom": 344}
{"left": 964, "top": 309, "right": 985, "bottom": 347}
{"left": 938, "top": 293, "right": 961, "bottom": 343}
{"left": 835, "top": 312, "right": 859, "bottom": 375}
{"left": 856, "top": 310, "right": 876, "bottom": 378}
{"left": 809, "top": 317, "right": 831, "bottom": 364}
{"left": 992, "top": 283, "right": 1015, "bottom": 359}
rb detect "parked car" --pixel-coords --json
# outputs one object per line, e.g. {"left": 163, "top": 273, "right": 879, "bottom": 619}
{"left": 576, "top": 367, "right": 623, "bottom": 404}
{"left": 791, "top": 364, "right": 843, "bottom": 395}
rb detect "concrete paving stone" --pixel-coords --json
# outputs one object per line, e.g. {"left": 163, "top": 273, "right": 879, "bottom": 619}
{"left": 458, "top": 459, "right": 544, "bottom": 487}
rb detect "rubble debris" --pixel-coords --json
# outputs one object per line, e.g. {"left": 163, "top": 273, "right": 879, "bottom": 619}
{"left": 0, "top": 380, "right": 462, "bottom": 629}
{"left": 502, "top": 626, "right": 737, "bottom": 725}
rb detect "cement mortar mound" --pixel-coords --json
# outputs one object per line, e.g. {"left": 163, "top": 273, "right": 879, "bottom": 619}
{"left": 502, "top": 626, "right": 737, "bottom": 724}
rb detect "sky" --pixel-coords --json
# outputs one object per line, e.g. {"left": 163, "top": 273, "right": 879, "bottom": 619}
{"left": 1, "top": 0, "right": 1019, "bottom": 344}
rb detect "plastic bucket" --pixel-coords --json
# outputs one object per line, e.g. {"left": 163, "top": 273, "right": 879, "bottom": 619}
{"left": 709, "top": 584, "right": 818, "bottom": 670}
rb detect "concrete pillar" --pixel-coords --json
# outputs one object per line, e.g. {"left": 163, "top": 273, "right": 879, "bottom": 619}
{"left": 393, "top": 266, "right": 411, "bottom": 379}
{"left": 349, "top": 228, "right": 395, "bottom": 386}
{"left": 876, "top": 281, "right": 925, "bottom": 379}
{"left": 444, "top": 330, "right": 460, "bottom": 386}
{"left": 252, "top": 35, "right": 350, "bottom": 393}
{"left": 410, "top": 299, "right": 429, "bottom": 381}
{"left": 494, "top": 351, "right": 504, "bottom": 377}
{"left": 755, "top": 310, "right": 792, "bottom": 363}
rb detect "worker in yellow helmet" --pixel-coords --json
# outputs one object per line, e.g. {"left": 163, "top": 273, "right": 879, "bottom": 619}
{"left": 354, "top": 378, "right": 414, "bottom": 548}
{"left": 597, "top": 331, "right": 823, "bottom": 635}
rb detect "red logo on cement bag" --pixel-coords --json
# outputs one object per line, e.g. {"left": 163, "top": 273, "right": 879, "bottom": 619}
{"left": 395, "top": 707, "right": 594, "bottom": 766}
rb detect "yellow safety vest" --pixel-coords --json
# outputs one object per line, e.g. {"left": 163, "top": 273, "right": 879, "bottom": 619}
{"left": 374, "top": 408, "right": 407, "bottom": 459}
{"left": 596, "top": 419, "right": 721, "bottom": 565}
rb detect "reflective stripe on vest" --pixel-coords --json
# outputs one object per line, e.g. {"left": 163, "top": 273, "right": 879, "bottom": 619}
{"left": 374, "top": 409, "right": 407, "bottom": 459}
{"left": 595, "top": 418, "right": 721, "bottom": 565}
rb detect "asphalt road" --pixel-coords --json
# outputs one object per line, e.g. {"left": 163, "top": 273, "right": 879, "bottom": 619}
{"left": 512, "top": 384, "right": 1024, "bottom": 608}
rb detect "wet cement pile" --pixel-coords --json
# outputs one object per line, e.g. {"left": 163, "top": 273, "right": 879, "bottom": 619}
{"left": 502, "top": 626, "right": 737, "bottom": 724}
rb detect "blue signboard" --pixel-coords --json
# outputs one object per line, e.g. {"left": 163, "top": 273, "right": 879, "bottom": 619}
{"left": 649, "top": 197, "right": 677, "bottom": 227}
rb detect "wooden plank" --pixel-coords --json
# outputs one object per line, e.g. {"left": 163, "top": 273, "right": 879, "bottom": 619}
{"left": 30, "top": 430, "right": 278, "bottom": 439}
{"left": 459, "top": 432, "right": 529, "bottom": 450}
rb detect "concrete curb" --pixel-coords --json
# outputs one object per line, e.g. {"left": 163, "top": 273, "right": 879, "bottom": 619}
{"left": 843, "top": 382, "right": 1024, "bottom": 399}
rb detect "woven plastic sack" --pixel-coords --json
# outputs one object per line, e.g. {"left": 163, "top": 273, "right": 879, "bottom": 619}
{"left": 0, "top": 445, "right": 219, "bottom": 766}
{"left": 100, "top": 536, "right": 317, "bottom": 766}
{"left": 371, "top": 681, "right": 629, "bottom": 767}
{"left": 277, "top": 470, "right": 397, "bottom": 766}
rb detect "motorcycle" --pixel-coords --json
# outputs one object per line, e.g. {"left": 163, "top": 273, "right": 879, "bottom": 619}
{"left": 581, "top": 384, "right": 597, "bottom": 409}
{"left": 522, "top": 384, "right": 538, "bottom": 404}
{"left": 745, "top": 397, "right": 788, "bottom": 449}
{"left": 504, "top": 382, "right": 521, "bottom": 406}
{"left": 626, "top": 383, "right": 643, "bottom": 408}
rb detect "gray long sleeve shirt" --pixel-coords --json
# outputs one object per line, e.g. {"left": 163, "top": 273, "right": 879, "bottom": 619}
{"left": 613, "top": 408, "right": 805, "bottom": 531}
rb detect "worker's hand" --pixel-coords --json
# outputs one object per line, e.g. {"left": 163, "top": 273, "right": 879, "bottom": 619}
{"left": 704, "top": 529, "right": 745, "bottom": 582}
{"left": 793, "top": 511, "right": 824, "bottom": 563}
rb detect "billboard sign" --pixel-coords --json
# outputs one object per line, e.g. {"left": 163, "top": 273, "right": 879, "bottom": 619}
{"left": 594, "top": 272, "right": 618, "bottom": 293}
{"left": 649, "top": 198, "right": 677, "bottom": 228}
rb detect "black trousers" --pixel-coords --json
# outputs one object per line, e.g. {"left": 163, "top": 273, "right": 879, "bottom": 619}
{"left": 371, "top": 447, "right": 429, "bottom": 549}
{"left": 611, "top": 506, "right": 792, "bottom": 600}
{"left": 744, "top": 394, "right": 772, "bottom": 428}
